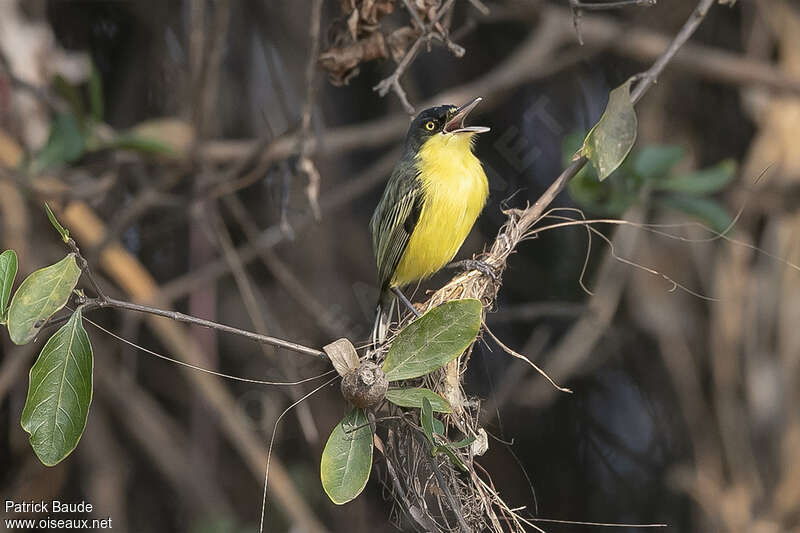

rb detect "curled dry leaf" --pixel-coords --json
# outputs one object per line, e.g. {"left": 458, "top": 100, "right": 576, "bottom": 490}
{"left": 323, "top": 0, "right": 396, "bottom": 85}
{"left": 319, "top": 32, "right": 388, "bottom": 86}
{"left": 323, "top": 337, "right": 360, "bottom": 377}
{"left": 360, "top": 0, "right": 395, "bottom": 25}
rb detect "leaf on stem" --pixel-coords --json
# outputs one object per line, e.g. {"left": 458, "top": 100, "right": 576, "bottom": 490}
{"left": 320, "top": 408, "right": 373, "bottom": 505}
{"left": 0, "top": 249, "right": 18, "bottom": 321}
{"left": 580, "top": 79, "right": 638, "bottom": 181}
{"left": 7, "top": 254, "right": 81, "bottom": 345}
{"left": 21, "top": 309, "right": 93, "bottom": 466}
{"left": 421, "top": 397, "right": 435, "bottom": 444}
{"left": 382, "top": 299, "right": 482, "bottom": 382}
{"left": 385, "top": 387, "right": 451, "bottom": 413}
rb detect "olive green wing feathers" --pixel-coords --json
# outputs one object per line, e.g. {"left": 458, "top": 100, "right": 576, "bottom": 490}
{"left": 370, "top": 162, "right": 423, "bottom": 290}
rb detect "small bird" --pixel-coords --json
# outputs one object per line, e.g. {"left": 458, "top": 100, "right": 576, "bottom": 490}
{"left": 370, "top": 97, "right": 490, "bottom": 343}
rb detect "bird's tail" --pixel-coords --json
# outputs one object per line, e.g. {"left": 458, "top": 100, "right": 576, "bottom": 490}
{"left": 371, "top": 289, "right": 395, "bottom": 347}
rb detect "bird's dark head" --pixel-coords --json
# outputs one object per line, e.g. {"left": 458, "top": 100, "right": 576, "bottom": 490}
{"left": 404, "top": 97, "right": 489, "bottom": 151}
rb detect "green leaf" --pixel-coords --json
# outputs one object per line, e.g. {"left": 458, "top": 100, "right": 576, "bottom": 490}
{"left": 657, "top": 194, "right": 732, "bottom": 234}
{"left": 0, "top": 249, "right": 18, "bottom": 321}
{"left": 44, "top": 203, "right": 70, "bottom": 242}
{"left": 580, "top": 79, "right": 638, "bottom": 180}
{"left": 653, "top": 159, "right": 737, "bottom": 195}
{"left": 382, "top": 299, "right": 482, "bottom": 382}
{"left": 432, "top": 444, "right": 468, "bottom": 472}
{"left": 432, "top": 417, "right": 445, "bottom": 436}
{"left": 320, "top": 409, "right": 373, "bottom": 505}
{"left": 88, "top": 62, "right": 104, "bottom": 123}
{"left": 108, "top": 133, "right": 176, "bottom": 156}
{"left": 421, "top": 398, "right": 435, "bottom": 444}
{"left": 21, "top": 309, "right": 93, "bottom": 466}
{"left": 450, "top": 435, "right": 477, "bottom": 450}
{"left": 568, "top": 168, "right": 638, "bottom": 216}
{"left": 633, "top": 145, "right": 685, "bottom": 180}
{"left": 7, "top": 254, "right": 81, "bottom": 345}
{"left": 385, "top": 388, "right": 451, "bottom": 413}
{"left": 30, "top": 112, "right": 86, "bottom": 173}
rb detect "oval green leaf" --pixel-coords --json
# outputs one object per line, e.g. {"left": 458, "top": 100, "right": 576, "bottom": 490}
{"left": 30, "top": 112, "right": 87, "bottom": 173}
{"left": 320, "top": 408, "right": 373, "bottom": 505}
{"left": 633, "top": 145, "right": 685, "bottom": 180}
{"left": 0, "top": 249, "right": 18, "bottom": 321}
{"left": 21, "top": 309, "right": 93, "bottom": 466}
{"left": 581, "top": 79, "right": 638, "bottom": 181}
{"left": 657, "top": 194, "right": 732, "bottom": 234}
{"left": 421, "top": 397, "right": 435, "bottom": 444}
{"left": 653, "top": 159, "right": 737, "bottom": 195}
{"left": 7, "top": 254, "right": 81, "bottom": 345}
{"left": 382, "top": 299, "right": 482, "bottom": 382}
{"left": 386, "top": 388, "right": 451, "bottom": 413}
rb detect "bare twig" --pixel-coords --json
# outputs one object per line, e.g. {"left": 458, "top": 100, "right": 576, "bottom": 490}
{"left": 76, "top": 295, "right": 327, "bottom": 360}
{"left": 66, "top": 237, "right": 108, "bottom": 302}
{"left": 373, "top": 0, "right": 463, "bottom": 113}
{"left": 574, "top": 0, "right": 656, "bottom": 10}
{"left": 630, "top": 0, "right": 715, "bottom": 104}
{"left": 569, "top": 0, "right": 656, "bottom": 44}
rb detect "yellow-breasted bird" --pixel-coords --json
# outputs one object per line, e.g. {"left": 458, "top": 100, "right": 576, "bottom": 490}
{"left": 370, "top": 97, "right": 490, "bottom": 343}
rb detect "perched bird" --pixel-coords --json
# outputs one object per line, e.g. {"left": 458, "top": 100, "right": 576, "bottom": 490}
{"left": 370, "top": 97, "right": 490, "bottom": 343}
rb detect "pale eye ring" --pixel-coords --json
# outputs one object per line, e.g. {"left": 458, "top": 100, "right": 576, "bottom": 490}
{"left": 425, "top": 120, "right": 436, "bottom": 131}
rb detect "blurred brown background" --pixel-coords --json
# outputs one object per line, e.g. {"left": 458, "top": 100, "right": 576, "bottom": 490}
{"left": 1, "top": 0, "right": 799, "bottom": 532}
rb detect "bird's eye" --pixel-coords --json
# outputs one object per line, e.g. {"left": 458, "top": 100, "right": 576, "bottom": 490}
{"left": 425, "top": 120, "right": 436, "bottom": 131}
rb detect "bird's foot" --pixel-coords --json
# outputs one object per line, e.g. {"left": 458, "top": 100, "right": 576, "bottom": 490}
{"left": 447, "top": 259, "right": 500, "bottom": 281}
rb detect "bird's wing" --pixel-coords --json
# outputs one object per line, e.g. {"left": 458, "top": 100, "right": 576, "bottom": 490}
{"left": 370, "top": 165, "right": 423, "bottom": 290}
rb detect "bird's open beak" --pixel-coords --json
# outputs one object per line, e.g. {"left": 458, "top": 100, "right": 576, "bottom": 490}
{"left": 443, "top": 97, "right": 490, "bottom": 134}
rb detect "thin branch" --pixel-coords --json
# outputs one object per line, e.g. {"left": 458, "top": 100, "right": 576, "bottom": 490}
{"left": 569, "top": 0, "right": 656, "bottom": 44}
{"left": 66, "top": 237, "right": 108, "bottom": 302}
{"left": 630, "top": 0, "right": 715, "bottom": 104}
{"left": 373, "top": 0, "right": 463, "bottom": 114}
{"left": 77, "top": 295, "right": 327, "bottom": 360}
{"left": 573, "top": 0, "right": 656, "bottom": 10}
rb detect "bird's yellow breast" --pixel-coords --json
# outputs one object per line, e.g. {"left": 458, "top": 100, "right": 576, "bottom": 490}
{"left": 391, "top": 133, "right": 489, "bottom": 288}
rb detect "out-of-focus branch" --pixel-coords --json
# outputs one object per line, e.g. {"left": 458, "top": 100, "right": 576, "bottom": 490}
{"left": 209, "top": 207, "right": 320, "bottom": 443}
{"left": 202, "top": 3, "right": 800, "bottom": 165}
{"left": 161, "top": 147, "right": 402, "bottom": 301}
{"left": 297, "top": 0, "right": 325, "bottom": 220}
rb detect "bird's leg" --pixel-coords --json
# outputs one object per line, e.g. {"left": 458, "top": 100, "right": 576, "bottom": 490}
{"left": 447, "top": 259, "right": 500, "bottom": 281}
{"left": 392, "top": 287, "right": 421, "bottom": 318}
